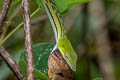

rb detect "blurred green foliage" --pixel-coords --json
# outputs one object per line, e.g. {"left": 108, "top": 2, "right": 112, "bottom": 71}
{"left": 0, "top": 0, "right": 120, "bottom": 80}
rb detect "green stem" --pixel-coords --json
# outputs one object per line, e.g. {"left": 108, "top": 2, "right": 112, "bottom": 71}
{"left": 0, "top": 7, "right": 40, "bottom": 46}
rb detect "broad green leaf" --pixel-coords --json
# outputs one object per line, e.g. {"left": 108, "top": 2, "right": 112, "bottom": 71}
{"left": 18, "top": 43, "right": 54, "bottom": 79}
{"left": 34, "top": 69, "right": 50, "bottom": 80}
{"left": 91, "top": 64, "right": 103, "bottom": 80}
{"left": 35, "top": 0, "right": 92, "bottom": 13}
{"left": 54, "top": 0, "right": 68, "bottom": 13}
{"left": 68, "top": 0, "right": 92, "bottom": 5}
{"left": 18, "top": 60, "right": 50, "bottom": 80}
{"left": 54, "top": 0, "right": 92, "bottom": 13}
{"left": 35, "top": 0, "right": 42, "bottom": 7}
{"left": 18, "top": 59, "right": 27, "bottom": 75}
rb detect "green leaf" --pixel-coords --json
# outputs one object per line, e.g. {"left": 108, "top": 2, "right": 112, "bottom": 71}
{"left": 34, "top": 69, "right": 50, "bottom": 80}
{"left": 18, "top": 43, "right": 54, "bottom": 79}
{"left": 93, "top": 77, "right": 103, "bottom": 80}
{"left": 35, "top": 0, "right": 42, "bottom": 7}
{"left": 54, "top": 0, "right": 68, "bottom": 13}
{"left": 34, "top": 0, "right": 92, "bottom": 13}
{"left": 54, "top": 0, "right": 92, "bottom": 13}
{"left": 18, "top": 60, "right": 50, "bottom": 80}
{"left": 68, "top": 0, "right": 92, "bottom": 5}
{"left": 0, "top": 0, "right": 4, "bottom": 9}
{"left": 18, "top": 59, "right": 27, "bottom": 76}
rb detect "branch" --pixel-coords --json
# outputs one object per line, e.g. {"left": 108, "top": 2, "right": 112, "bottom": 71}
{"left": 0, "top": 7, "right": 40, "bottom": 46}
{"left": 89, "top": 0, "right": 115, "bottom": 80}
{"left": 0, "top": 0, "right": 11, "bottom": 33}
{"left": 22, "top": 0, "right": 34, "bottom": 80}
{"left": 0, "top": 5, "right": 22, "bottom": 41}
{"left": 0, "top": 46, "right": 24, "bottom": 80}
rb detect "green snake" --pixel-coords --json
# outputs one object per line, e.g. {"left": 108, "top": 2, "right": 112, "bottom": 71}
{"left": 42, "top": 0, "right": 77, "bottom": 71}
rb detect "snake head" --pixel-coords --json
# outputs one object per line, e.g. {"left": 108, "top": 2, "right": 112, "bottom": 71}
{"left": 57, "top": 36, "right": 77, "bottom": 71}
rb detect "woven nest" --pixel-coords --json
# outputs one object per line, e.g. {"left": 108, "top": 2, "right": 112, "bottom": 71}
{"left": 48, "top": 49, "right": 74, "bottom": 80}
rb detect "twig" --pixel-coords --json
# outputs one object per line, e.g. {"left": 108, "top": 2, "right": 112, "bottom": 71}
{"left": 0, "top": 4, "right": 22, "bottom": 41}
{"left": 22, "top": 0, "right": 34, "bottom": 80}
{"left": 0, "top": 0, "right": 11, "bottom": 33}
{"left": 89, "top": 0, "right": 115, "bottom": 80}
{"left": 0, "top": 46, "right": 24, "bottom": 80}
{"left": 0, "top": 7, "right": 40, "bottom": 46}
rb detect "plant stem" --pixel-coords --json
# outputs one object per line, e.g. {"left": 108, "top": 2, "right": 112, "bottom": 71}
{"left": 0, "top": 4, "right": 22, "bottom": 41}
{"left": 22, "top": 0, "right": 34, "bottom": 79}
{"left": 0, "top": 0, "right": 11, "bottom": 33}
{"left": 0, "top": 7, "right": 40, "bottom": 46}
{"left": 0, "top": 46, "right": 24, "bottom": 80}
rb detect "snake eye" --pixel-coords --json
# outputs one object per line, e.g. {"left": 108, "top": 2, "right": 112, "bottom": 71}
{"left": 64, "top": 54, "right": 69, "bottom": 60}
